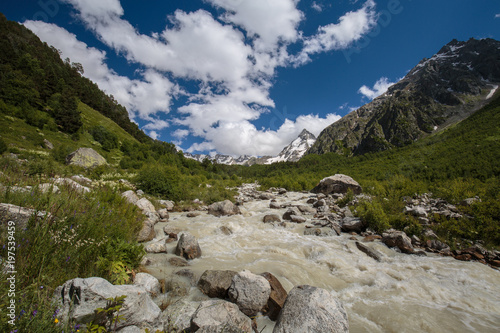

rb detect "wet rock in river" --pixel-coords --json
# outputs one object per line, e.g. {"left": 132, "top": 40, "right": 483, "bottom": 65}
{"left": 263, "top": 214, "right": 281, "bottom": 223}
{"left": 355, "top": 241, "right": 382, "bottom": 262}
{"left": 228, "top": 270, "right": 271, "bottom": 317}
{"left": 341, "top": 217, "right": 365, "bottom": 233}
{"left": 208, "top": 200, "right": 241, "bottom": 217}
{"left": 198, "top": 270, "right": 238, "bottom": 299}
{"left": 282, "top": 207, "right": 302, "bottom": 221}
{"left": 175, "top": 233, "right": 202, "bottom": 260}
{"left": 382, "top": 230, "right": 414, "bottom": 254}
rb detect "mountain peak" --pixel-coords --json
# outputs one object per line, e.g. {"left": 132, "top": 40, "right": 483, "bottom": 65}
{"left": 308, "top": 38, "right": 500, "bottom": 156}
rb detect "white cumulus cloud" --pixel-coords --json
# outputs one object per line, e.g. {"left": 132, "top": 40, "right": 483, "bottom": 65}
{"left": 358, "top": 77, "right": 395, "bottom": 100}
{"left": 27, "top": 0, "right": 377, "bottom": 154}
{"left": 293, "top": 0, "right": 378, "bottom": 65}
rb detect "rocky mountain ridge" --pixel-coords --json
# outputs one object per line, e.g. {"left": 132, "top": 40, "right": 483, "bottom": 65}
{"left": 184, "top": 129, "right": 316, "bottom": 165}
{"left": 307, "top": 38, "right": 500, "bottom": 156}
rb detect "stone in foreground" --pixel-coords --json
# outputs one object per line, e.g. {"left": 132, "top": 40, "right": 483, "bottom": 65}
{"left": 273, "top": 285, "right": 349, "bottom": 333}
{"left": 198, "top": 269, "right": 238, "bottom": 299}
{"left": 190, "top": 300, "right": 252, "bottom": 333}
{"left": 228, "top": 270, "right": 271, "bottom": 317}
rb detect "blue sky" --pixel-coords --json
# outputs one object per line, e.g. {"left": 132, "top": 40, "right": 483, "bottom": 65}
{"left": 2, "top": 1, "right": 499, "bottom": 156}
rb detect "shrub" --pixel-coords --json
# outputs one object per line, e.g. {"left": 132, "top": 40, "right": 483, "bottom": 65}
{"left": 0, "top": 137, "right": 7, "bottom": 154}
{"left": 89, "top": 125, "right": 119, "bottom": 151}
{"left": 135, "top": 164, "right": 183, "bottom": 201}
{"left": 355, "top": 199, "right": 391, "bottom": 233}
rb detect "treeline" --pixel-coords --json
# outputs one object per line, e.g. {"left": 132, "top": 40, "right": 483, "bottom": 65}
{"left": 0, "top": 13, "right": 148, "bottom": 142}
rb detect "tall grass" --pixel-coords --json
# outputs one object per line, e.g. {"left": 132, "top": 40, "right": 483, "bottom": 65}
{"left": 0, "top": 156, "right": 144, "bottom": 332}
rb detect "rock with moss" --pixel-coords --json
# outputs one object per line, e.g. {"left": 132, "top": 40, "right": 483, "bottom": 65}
{"left": 66, "top": 147, "right": 107, "bottom": 168}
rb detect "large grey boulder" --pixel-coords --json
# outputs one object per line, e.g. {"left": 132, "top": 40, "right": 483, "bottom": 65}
{"left": 66, "top": 148, "right": 107, "bottom": 168}
{"left": 159, "top": 200, "right": 175, "bottom": 211}
{"left": 137, "top": 217, "right": 157, "bottom": 243}
{"left": 228, "top": 270, "right": 271, "bottom": 317}
{"left": 282, "top": 207, "right": 302, "bottom": 221}
{"left": 122, "top": 190, "right": 139, "bottom": 205}
{"left": 208, "top": 200, "right": 241, "bottom": 217}
{"left": 0, "top": 203, "right": 48, "bottom": 229}
{"left": 382, "top": 230, "right": 414, "bottom": 254}
{"left": 53, "top": 178, "right": 91, "bottom": 193}
{"left": 135, "top": 198, "right": 156, "bottom": 214}
{"left": 161, "top": 299, "right": 200, "bottom": 332}
{"left": 190, "top": 300, "right": 252, "bottom": 333}
{"left": 198, "top": 270, "right": 238, "bottom": 298}
{"left": 54, "top": 277, "right": 161, "bottom": 331}
{"left": 263, "top": 214, "right": 281, "bottom": 223}
{"left": 144, "top": 238, "right": 168, "bottom": 253}
{"left": 197, "top": 325, "right": 247, "bottom": 333}
{"left": 133, "top": 273, "right": 161, "bottom": 296}
{"left": 175, "top": 233, "right": 202, "bottom": 260}
{"left": 273, "top": 285, "right": 349, "bottom": 333}
{"left": 311, "top": 174, "right": 362, "bottom": 195}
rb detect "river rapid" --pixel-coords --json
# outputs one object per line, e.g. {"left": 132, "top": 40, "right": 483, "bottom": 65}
{"left": 145, "top": 184, "right": 500, "bottom": 333}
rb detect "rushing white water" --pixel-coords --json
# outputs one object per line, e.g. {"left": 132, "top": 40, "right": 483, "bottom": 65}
{"left": 145, "top": 185, "right": 500, "bottom": 332}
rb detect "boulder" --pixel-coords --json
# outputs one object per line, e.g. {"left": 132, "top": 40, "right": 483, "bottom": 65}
{"left": 161, "top": 299, "right": 200, "bottom": 333}
{"left": 297, "top": 205, "right": 317, "bottom": 214}
{"left": 228, "top": 270, "right": 271, "bottom": 317}
{"left": 144, "top": 239, "right": 167, "bottom": 253}
{"left": 259, "top": 192, "right": 276, "bottom": 200}
{"left": 260, "top": 272, "right": 287, "bottom": 321}
{"left": 54, "top": 277, "right": 161, "bottom": 331}
{"left": 273, "top": 285, "right": 349, "bottom": 333}
{"left": 341, "top": 217, "right": 365, "bottom": 233}
{"left": 43, "top": 139, "right": 54, "bottom": 149}
{"left": 159, "top": 200, "right": 175, "bottom": 211}
{"left": 197, "top": 325, "right": 247, "bottom": 333}
{"left": 66, "top": 148, "right": 107, "bottom": 168}
{"left": 168, "top": 257, "right": 189, "bottom": 267}
{"left": 136, "top": 198, "right": 156, "bottom": 214}
{"left": 137, "top": 218, "right": 156, "bottom": 243}
{"left": 269, "top": 201, "right": 281, "bottom": 209}
{"left": 191, "top": 300, "right": 252, "bottom": 333}
{"left": 38, "top": 183, "right": 60, "bottom": 194}
{"left": 382, "top": 230, "right": 414, "bottom": 254}
{"left": 133, "top": 273, "right": 161, "bottom": 296}
{"left": 198, "top": 270, "right": 238, "bottom": 298}
{"left": 175, "top": 233, "right": 202, "bottom": 260}
{"left": 53, "top": 178, "right": 91, "bottom": 193}
{"left": 0, "top": 203, "right": 48, "bottom": 229}
{"left": 208, "top": 200, "right": 241, "bottom": 217}
{"left": 158, "top": 208, "right": 169, "bottom": 220}
{"left": 71, "top": 175, "right": 92, "bottom": 185}
{"left": 282, "top": 207, "right": 302, "bottom": 221}
{"left": 313, "top": 199, "right": 326, "bottom": 208}
{"left": 263, "top": 214, "right": 281, "bottom": 223}
{"left": 122, "top": 190, "right": 139, "bottom": 205}
{"left": 289, "top": 215, "right": 307, "bottom": 223}
{"left": 311, "top": 174, "right": 362, "bottom": 195}
{"left": 355, "top": 242, "right": 382, "bottom": 262}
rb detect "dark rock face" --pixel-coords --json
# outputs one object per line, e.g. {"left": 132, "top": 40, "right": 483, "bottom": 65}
{"left": 273, "top": 285, "right": 349, "bottom": 333}
{"left": 175, "top": 233, "right": 202, "bottom": 260}
{"left": 198, "top": 270, "right": 237, "bottom": 298}
{"left": 311, "top": 174, "right": 362, "bottom": 195}
{"left": 263, "top": 214, "right": 281, "bottom": 223}
{"left": 308, "top": 38, "right": 500, "bottom": 157}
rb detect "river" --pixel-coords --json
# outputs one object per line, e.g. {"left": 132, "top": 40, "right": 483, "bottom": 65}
{"left": 145, "top": 184, "right": 500, "bottom": 332}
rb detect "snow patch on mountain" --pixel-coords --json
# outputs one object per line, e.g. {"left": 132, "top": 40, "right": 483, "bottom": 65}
{"left": 183, "top": 129, "right": 316, "bottom": 165}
